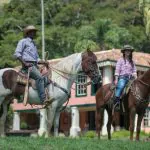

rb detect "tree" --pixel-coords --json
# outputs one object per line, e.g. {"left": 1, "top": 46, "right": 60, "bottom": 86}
{"left": 0, "top": 0, "right": 149, "bottom": 68}
{"left": 104, "top": 25, "right": 132, "bottom": 49}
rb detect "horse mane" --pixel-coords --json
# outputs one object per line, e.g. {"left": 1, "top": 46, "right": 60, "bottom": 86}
{"left": 82, "top": 50, "right": 97, "bottom": 60}
{"left": 54, "top": 53, "right": 81, "bottom": 74}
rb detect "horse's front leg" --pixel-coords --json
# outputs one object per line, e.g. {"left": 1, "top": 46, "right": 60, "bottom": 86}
{"left": 38, "top": 108, "right": 48, "bottom": 137}
{"left": 136, "top": 113, "right": 145, "bottom": 141}
{"left": 106, "top": 107, "right": 112, "bottom": 140}
{"left": 129, "top": 107, "right": 136, "bottom": 141}
{"left": 0, "top": 100, "right": 9, "bottom": 137}
{"left": 45, "top": 104, "right": 57, "bottom": 138}
{"left": 96, "top": 107, "right": 104, "bottom": 139}
{"left": 53, "top": 110, "right": 60, "bottom": 137}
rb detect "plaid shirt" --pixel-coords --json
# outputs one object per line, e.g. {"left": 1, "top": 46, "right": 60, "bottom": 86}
{"left": 115, "top": 58, "right": 137, "bottom": 76}
{"left": 14, "top": 37, "right": 39, "bottom": 62}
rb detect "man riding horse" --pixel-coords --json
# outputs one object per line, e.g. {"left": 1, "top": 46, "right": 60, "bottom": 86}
{"left": 114, "top": 45, "right": 137, "bottom": 110}
{"left": 14, "top": 25, "right": 52, "bottom": 106}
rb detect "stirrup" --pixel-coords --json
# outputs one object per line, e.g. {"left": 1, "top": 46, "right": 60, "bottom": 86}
{"left": 44, "top": 98, "right": 54, "bottom": 106}
{"left": 114, "top": 102, "right": 120, "bottom": 111}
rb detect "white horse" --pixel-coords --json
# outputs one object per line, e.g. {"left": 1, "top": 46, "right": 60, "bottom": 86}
{"left": 0, "top": 50, "right": 101, "bottom": 137}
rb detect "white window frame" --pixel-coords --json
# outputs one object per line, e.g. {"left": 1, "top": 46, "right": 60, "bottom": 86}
{"left": 76, "top": 74, "right": 87, "bottom": 97}
{"left": 143, "top": 108, "right": 150, "bottom": 127}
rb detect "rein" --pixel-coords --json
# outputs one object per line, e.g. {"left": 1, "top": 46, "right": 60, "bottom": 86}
{"left": 131, "top": 79, "right": 150, "bottom": 104}
{"left": 137, "top": 79, "right": 150, "bottom": 87}
{"left": 49, "top": 65, "right": 91, "bottom": 85}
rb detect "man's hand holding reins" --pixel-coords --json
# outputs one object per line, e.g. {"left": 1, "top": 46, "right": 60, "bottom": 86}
{"left": 38, "top": 60, "right": 49, "bottom": 68}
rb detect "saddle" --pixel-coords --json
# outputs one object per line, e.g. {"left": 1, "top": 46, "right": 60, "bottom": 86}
{"left": 106, "top": 79, "right": 135, "bottom": 110}
{"left": 16, "top": 64, "right": 51, "bottom": 89}
{"left": 15, "top": 65, "right": 52, "bottom": 106}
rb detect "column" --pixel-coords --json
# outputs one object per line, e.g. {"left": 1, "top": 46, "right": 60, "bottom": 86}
{"left": 101, "top": 66, "right": 114, "bottom": 135}
{"left": 38, "top": 108, "right": 47, "bottom": 136}
{"left": 102, "top": 66, "right": 113, "bottom": 84}
{"left": 70, "top": 107, "right": 81, "bottom": 137}
{"left": 134, "top": 114, "right": 138, "bottom": 132}
{"left": 12, "top": 111, "right": 20, "bottom": 130}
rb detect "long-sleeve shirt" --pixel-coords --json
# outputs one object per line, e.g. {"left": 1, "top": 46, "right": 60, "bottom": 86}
{"left": 14, "top": 37, "right": 39, "bottom": 62}
{"left": 115, "top": 58, "right": 137, "bottom": 77}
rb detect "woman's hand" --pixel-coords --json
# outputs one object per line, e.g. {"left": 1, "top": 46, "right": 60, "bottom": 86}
{"left": 114, "top": 75, "right": 118, "bottom": 85}
{"left": 132, "top": 74, "right": 137, "bottom": 79}
{"left": 114, "top": 79, "right": 118, "bottom": 85}
{"left": 38, "top": 60, "right": 49, "bottom": 68}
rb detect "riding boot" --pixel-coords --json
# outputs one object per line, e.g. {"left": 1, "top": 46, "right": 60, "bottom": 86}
{"left": 44, "top": 97, "right": 54, "bottom": 106}
{"left": 114, "top": 97, "right": 120, "bottom": 111}
{"left": 42, "top": 88, "right": 55, "bottom": 107}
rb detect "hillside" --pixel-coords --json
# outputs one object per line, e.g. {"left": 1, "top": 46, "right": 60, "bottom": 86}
{"left": 0, "top": 0, "right": 149, "bottom": 68}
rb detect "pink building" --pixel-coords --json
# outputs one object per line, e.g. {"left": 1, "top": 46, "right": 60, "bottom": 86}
{"left": 12, "top": 49, "right": 150, "bottom": 134}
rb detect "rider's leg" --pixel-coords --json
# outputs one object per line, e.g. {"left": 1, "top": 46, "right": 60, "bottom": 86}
{"left": 29, "top": 66, "right": 47, "bottom": 103}
{"left": 115, "top": 77, "right": 128, "bottom": 110}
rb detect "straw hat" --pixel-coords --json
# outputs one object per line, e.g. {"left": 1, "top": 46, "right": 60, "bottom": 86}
{"left": 23, "top": 25, "right": 38, "bottom": 36}
{"left": 121, "top": 45, "right": 134, "bottom": 53}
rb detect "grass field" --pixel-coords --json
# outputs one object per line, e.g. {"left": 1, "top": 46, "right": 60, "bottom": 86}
{"left": 0, "top": 136, "right": 150, "bottom": 150}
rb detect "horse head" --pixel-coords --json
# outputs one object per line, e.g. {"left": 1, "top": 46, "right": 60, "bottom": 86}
{"left": 81, "top": 49, "right": 101, "bottom": 84}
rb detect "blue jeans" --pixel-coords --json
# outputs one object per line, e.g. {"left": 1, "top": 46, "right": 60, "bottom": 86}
{"left": 29, "top": 65, "right": 46, "bottom": 102}
{"left": 115, "top": 76, "right": 129, "bottom": 98}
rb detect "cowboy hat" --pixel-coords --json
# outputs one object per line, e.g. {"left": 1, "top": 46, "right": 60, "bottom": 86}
{"left": 121, "top": 45, "right": 134, "bottom": 53}
{"left": 23, "top": 25, "right": 38, "bottom": 36}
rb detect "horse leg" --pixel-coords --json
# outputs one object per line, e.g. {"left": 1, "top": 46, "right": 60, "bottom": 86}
{"left": 136, "top": 113, "right": 144, "bottom": 141}
{"left": 0, "top": 100, "right": 9, "bottom": 137}
{"left": 112, "top": 112, "right": 120, "bottom": 131}
{"left": 38, "top": 108, "right": 48, "bottom": 137}
{"left": 96, "top": 107, "right": 104, "bottom": 139}
{"left": 106, "top": 107, "right": 112, "bottom": 140}
{"left": 129, "top": 107, "right": 136, "bottom": 141}
{"left": 53, "top": 110, "right": 60, "bottom": 137}
{"left": 45, "top": 103, "right": 57, "bottom": 137}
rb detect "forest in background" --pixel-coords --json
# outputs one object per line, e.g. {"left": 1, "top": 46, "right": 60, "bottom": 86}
{"left": 0, "top": 0, "right": 149, "bottom": 68}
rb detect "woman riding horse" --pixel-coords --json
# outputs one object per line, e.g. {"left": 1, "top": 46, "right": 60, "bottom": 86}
{"left": 96, "top": 46, "right": 150, "bottom": 141}
{"left": 114, "top": 45, "right": 137, "bottom": 110}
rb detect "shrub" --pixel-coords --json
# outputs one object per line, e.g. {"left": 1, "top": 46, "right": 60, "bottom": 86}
{"left": 112, "top": 130, "right": 130, "bottom": 138}
{"left": 20, "top": 121, "right": 28, "bottom": 129}
{"left": 83, "top": 131, "right": 97, "bottom": 139}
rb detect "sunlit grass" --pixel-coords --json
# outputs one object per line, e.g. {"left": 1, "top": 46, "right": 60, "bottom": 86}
{"left": 0, "top": 136, "right": 150, "bottom": 150}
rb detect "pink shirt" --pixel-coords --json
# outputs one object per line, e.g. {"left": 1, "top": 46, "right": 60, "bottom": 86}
{"left": 115, "top": 58, "right": 137, "bottom": 76}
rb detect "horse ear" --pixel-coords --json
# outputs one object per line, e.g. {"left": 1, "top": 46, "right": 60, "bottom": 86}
{"left": 87, "top": 47, "right": 91, "bottom": 53}
{"left": 86, "top": 48, "right": 95, "bottom": 58}
{"left": 82, "top": 48, "right": 95, "bottom": 59}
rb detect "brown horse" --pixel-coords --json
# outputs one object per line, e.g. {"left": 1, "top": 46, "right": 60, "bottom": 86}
{"left": 96, "top": 69, "right": 150, "bottom": 141}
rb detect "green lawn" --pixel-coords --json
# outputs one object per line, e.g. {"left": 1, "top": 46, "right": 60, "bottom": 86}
{"left": 0, "top": 136, "right": 150, "bottom": 150}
